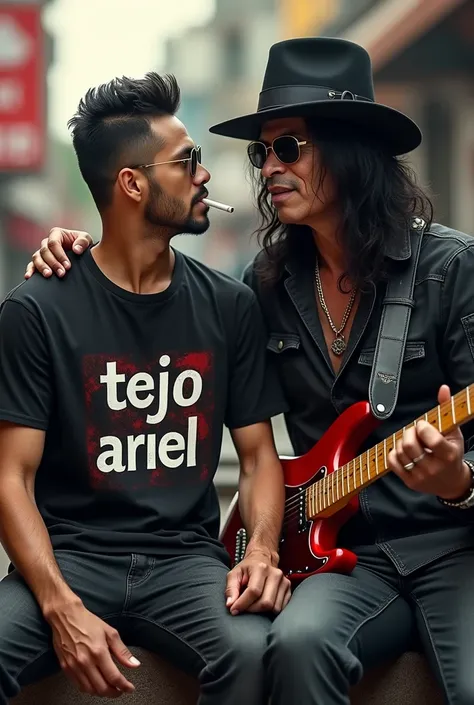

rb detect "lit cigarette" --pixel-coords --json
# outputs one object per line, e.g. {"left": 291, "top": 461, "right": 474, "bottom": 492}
{"left": 202, "top": 198, "right": 234, "bottom": 213}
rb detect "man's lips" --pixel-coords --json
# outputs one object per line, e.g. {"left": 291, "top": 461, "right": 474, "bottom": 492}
{"left": 268, "top": 186, "right": 295, "bottom": 204}
{"left": 267, "top": 186, "right": 294, "bottom": 195}
{"left": 194, "top": 191, "right": 209, "bottom": 207}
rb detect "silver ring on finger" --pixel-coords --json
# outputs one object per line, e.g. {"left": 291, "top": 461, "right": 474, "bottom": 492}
{"left": 412, "top": 452, "right": 426, "bottom": 464}
{"left": 403, "top": 462, "right": 415, "bottom": 472}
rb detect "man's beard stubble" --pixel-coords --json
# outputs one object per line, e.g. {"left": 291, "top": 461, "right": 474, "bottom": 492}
{"left": 144, "top": 177, "right": 209, "bottom": 236}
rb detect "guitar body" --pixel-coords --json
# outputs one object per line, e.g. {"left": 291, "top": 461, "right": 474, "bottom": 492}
{"left": 220, "top": 401, "right": 380, "bottom": 583}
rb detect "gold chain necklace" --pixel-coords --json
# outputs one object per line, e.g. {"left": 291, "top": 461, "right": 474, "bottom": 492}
{"left": 314, "top": 259, "right": 357, "bottom": 356}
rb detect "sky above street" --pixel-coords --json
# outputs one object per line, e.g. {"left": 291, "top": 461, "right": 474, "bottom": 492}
{"left": 44, "top": 0, "right": 215, "bottom": 141}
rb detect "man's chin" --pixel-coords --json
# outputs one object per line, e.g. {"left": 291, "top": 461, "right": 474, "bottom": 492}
{"left": 276, "top": 210, "right": 293, "bottom": 224}
{"left": 181, "top": 215, "right": 210, "bottom": 235}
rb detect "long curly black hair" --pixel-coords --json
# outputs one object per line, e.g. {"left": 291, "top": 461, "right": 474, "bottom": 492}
{"left": 251, "top": 117, "right": 433, "bottom": 291}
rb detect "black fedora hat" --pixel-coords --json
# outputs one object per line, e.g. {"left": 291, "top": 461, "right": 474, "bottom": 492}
{"left": 209, "top": 37, "right": 422, "bottom": 155}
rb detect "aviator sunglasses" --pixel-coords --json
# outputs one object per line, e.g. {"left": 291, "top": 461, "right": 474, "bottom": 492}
{"left": 247, "top": 135, "right": 308, "bottom": 169}
{"left": 135, "top": 145, "right": 202, "bottom": 176}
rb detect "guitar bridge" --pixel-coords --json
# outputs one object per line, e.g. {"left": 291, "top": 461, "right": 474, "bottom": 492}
{"left": 234, "top": 528, "right": 247, "bottom": 565}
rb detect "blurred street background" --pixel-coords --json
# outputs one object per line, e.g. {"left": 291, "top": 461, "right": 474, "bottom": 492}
{"left": 0, "top": 0, "right": 473, "bottom": 574}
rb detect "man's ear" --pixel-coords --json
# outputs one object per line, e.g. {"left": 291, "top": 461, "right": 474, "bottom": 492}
{"left": 116, "top": 167, "right": 146, "bottom": 203}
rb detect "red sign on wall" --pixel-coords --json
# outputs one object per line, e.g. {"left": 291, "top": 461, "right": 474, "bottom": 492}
{"left": 0, "top": 4, "right": 45, "bottom": 171}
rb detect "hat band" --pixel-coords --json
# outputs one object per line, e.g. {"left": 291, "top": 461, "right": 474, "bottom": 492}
{"left": 257, "top": 84, "right": 373, "bottom": 111}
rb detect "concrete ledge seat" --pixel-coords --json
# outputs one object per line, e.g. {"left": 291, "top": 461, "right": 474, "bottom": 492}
{"left": 12, "top": 648, "right": 443, "bottom": 704}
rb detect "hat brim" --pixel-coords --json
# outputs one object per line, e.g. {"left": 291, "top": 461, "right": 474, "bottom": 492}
{"left": 209, "top": 100, "right": 422, "bottom": 156}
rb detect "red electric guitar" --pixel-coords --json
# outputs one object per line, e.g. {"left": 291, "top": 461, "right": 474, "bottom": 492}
{"left": 220, "top": 384, "right": 474, "bottom": 583}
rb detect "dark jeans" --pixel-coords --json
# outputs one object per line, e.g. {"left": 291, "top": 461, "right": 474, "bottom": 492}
{"left": 267, "top": 544, "right": 474, "bottom": 705}
{"left": 0, "top": 550, "right": 270, "bottom": 705}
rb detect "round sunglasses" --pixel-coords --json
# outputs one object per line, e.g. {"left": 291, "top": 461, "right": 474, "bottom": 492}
{"left": 247, "top": 135, "right": 308, "bottom": 169}
{"left": 136, "top": 145, "right": 202, "bottom": 176}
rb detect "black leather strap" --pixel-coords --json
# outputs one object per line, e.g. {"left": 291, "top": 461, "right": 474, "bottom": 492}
{"left": 368, "top": 220, "right": 426, "bottom": 420}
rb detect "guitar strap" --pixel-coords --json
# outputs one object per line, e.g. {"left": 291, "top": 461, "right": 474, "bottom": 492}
{"left": 368, "top": 218, "right": 427, "bottom": 420}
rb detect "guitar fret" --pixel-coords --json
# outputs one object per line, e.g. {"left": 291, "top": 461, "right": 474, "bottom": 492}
{"left": 336, "top": 467, "right": 340, "bottom": 501}
{"left": 451, "top": 395, "right": 456, "bottom": 425}
{"left": 467, "top": 387, "right": 472, "bottom": 416}
{"left": 437, "top": 404, "right": 441, "bottom": 432}
{"left": 384, "top": 438, "right": 387, "bottom": 468}
{"left": 375, "top": 446, "right": 379, "bottom": 474}
{"left": 346, "top": 464, "right": 350, "bottom": 496}
{"left": 366, "top": 450, "right": 370, "bottom": 481}
{"left": 331, "top": 472, "right": 335, "bottom": 506}
{"left": 424, "top": 412, "right": 428, "bottom": 422}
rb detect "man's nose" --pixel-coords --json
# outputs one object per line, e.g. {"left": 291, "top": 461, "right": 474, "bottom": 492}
{"left": 194, "top": 163, "right": 211, "bottom": 185}
{"left": 261, "top": 151, "right": 285, "bottom": 179}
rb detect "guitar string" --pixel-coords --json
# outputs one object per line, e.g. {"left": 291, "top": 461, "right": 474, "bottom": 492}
{"left": 282, "top": 447, "right": 381, "bottom": 514}
{"left": 281, "top": 426, "right": 409, "bottom": 514}
{"left": 283, "top": 440, "right": 412, "bottom": 521}
{"left": 281, "top": 396, "right": 471, "bottom": 534}
{"left": 280, "top": 395, "right": 467, "bottom": 520}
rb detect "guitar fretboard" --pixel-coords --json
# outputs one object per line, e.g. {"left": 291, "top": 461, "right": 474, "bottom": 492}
{"left": 306, "top": 384, "right": 474, "bottom": 518}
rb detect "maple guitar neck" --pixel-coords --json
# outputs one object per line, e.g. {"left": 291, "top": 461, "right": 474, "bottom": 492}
{"left": 307, "top": 384, "right": 474, "bottom": 519}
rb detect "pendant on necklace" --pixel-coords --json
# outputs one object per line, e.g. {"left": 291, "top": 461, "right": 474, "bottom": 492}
{"left": 331, "top": 335, "right": 346, "bottom": 356}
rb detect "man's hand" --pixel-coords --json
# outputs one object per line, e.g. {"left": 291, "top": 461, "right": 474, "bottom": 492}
{"left": 47, "top": 599, "right": 140, "bottom": 698}
{"left": 225, "top": 549, "right": 291, "bottom": 616}
{"left": 388, "top": 384, "right": 470, "bottom": 500}
{"left": 24, "top": 228, "right": 93, "bottom": 280}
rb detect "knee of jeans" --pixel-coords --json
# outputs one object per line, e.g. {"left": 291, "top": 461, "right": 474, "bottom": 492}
{"left": 268, "top": 606, "right": 335, "bottom": 664}
{"left": 222, "top": 617, "right": 269, "bottom": 671}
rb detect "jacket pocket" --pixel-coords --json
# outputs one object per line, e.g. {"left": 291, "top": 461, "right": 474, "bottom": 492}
{"left": 267, "top": 333, "right": 301, "bottom": 354}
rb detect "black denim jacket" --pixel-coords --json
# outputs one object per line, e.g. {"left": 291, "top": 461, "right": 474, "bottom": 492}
{"left": 243, "top": 223, "right": 474, "bottom": 575}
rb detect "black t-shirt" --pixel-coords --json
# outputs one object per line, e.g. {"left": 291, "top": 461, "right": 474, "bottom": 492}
{"left": 0, "top": 247, "right": 287, "bottom": 564}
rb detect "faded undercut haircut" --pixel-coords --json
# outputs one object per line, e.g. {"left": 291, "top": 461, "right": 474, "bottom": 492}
{"left": 68, "top": 72, "right": 181, "bottom": 209}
